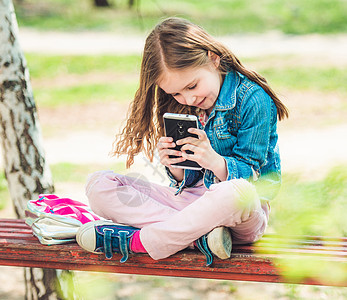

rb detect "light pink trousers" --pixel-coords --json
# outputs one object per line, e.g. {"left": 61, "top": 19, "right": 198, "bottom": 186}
{"left": 86, "top": 170, "right": 269, "bottom": 260}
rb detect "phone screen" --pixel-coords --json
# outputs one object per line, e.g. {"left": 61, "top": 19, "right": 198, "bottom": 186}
{"left": 163, "top": 113, "right": 202, "bottom": 170}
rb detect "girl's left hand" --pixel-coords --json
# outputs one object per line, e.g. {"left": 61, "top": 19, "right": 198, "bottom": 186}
{"left": 177, "top": 128, "right": 227, "bottom": 180}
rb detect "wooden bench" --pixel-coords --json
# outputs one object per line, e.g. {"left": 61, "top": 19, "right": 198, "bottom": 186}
{"left": 0, "top": 218, "right": 346, "bottom": 287}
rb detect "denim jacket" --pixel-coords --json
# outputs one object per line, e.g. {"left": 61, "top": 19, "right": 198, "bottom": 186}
{"left": 166, "top": 70, "right": 281, "bottom": 201}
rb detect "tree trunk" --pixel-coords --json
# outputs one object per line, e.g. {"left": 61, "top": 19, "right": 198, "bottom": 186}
{"left": 128, "top": 0, "right": 135, "bottom": 8}
{"left": 0, "top": 0, "right": 54, "bottom": 217}
{"left": 94, "top": 0, "right": 110, "bottom": 7}
{"left": 0, "top": 1, "right": 74, "bottom": 299}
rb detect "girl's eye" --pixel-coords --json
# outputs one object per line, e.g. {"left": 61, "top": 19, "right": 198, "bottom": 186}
{"left": 188, "top": 84, "right": 197, "bottom": 90}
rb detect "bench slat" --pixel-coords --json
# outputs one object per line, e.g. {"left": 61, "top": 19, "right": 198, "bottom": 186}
{"left": 0, "top": 219, "right": 346, "bottom": 287}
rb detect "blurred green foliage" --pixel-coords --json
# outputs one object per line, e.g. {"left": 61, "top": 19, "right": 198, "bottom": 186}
{"left": 14, "top": 0, "right": 347, "bottom": 35}
{"left": 266, "top": 166, "right": 347, "bottom": 285}
{"left": 270, "top": 166, "right": 347, "bottom": 236}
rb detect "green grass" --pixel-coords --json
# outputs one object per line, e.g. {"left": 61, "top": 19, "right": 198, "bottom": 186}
{"left": 15, "top": 0, "right": 347, "bottom": 35}
{"left": 26, "top": 54, "right": 141, "bottom": 107}
{"left": 25, "top": 54, "right": 347, "bottom": 108}
{"left": 26, "top": 54, "right": 141, "bottom": 79}
{"left": 260, "top": 67, "right": 347, "bottom": 94}
{"left": 50, "top": 162, "right": 125, "bottom": 183}
{"left": 34, "top": 81, "right": 137, "bottom": 107}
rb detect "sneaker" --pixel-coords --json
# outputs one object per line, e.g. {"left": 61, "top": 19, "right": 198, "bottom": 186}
{"left": 207, "top": 226, "right": 232, "bottom": 259}
{"left": 76, "top": 220, "right": 140, "bottom": 263}
{"left": 195, "top": 226, "right": 232, "bottom": 266}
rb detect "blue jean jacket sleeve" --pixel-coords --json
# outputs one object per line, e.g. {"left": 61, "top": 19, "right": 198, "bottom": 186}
{"left": 224, "top": 86, "right": 274, "bottom": 180}
{"left": 165, "top": 167, "right": 180, "bottom": 187}
{"left": 165, "top": 167, "right": 203, "bottom": 195}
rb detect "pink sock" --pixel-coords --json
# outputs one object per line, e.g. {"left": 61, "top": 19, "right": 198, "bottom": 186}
{"left": 130, "top": 230, "right": 147, "bottom": 253}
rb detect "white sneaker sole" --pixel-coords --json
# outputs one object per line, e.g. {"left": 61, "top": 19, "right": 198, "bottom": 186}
{"left": 76, "top": 220, "right": 115, "bottom": 253}
{"left": 207, "top": 226, "right": 232, "bottom": 259}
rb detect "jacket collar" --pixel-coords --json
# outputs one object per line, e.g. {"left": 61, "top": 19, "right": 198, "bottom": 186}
{"left": 214, "top": 70, "right": 240, "bottom": 111}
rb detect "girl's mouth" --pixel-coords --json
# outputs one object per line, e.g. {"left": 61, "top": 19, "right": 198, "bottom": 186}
{"left": 197, "top": 98, "right": 206, "bottom": 107}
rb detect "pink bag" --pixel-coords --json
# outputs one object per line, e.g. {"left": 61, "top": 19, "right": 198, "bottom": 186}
{"left": 25, "top": 194, "right": 101, "bottom": 245}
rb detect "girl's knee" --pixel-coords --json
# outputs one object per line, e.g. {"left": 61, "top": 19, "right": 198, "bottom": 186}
{"left": 233, "top": 179, "right": 259, "bottom": 208}
{"left": 231, "top": 210, "right": 268, "bottom": 244}
{"left": 213, "top": 178, "right": 258, "bottom": 206}
{"left": 85, "top": 170, "right": 117, "bottom": 199}
{"left": 211, "top": 179, "right": 260, "bottom": 226}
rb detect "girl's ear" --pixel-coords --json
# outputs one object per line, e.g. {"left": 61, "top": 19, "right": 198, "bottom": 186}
{"left": 208, "top": 51, "right": 220, "bottom": 68}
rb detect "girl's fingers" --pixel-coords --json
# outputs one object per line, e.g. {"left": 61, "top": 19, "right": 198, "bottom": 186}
{"left": 157, "top": 140, "right": 176, "bottom": 150}
{"left": 158, "top": 142, "right": 176, "bottom": 150}
{"left": 161, "top": 154, "right": 186, "bottom": 167}
{"left": 159, "top": 136, "right": 173, "bottom": 142}
{"left": 159, "top": 148, "right": 183, "bottom": 164}
{"left": 188, "top": 128, "right": 207, "bottom": 140}
{"left": 176, "top": 137, "right": 197, "bottom": 146}
{"left": 158, "top": 136, "right": 174, "bottom": 146}
{"left": 181, "top": 149, "right": 200, "bottom": 161}
{"left": 176, "top": 129, "right": 206, "bottom": 145}
{"left": 180, "top": 143, "right": 197, "bottom": 153}
{"left": 168, "top": 156, "right": 186, "bottom": 165}
{"left": 166, "top": 149, "right": 182, "bottom": 157}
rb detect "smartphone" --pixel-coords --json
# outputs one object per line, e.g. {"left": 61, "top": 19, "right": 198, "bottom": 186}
{"left": 163, "top": 113, "right": 202, "bottom": 170}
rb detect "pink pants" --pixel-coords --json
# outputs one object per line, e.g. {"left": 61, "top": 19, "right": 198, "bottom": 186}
{"left": 86, "top": 170, "right": 269, "bottom": 260}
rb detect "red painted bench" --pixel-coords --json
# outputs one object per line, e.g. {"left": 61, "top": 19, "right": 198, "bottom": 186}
{"left": 0, "top": 218, "right": 346, "bottom": 287}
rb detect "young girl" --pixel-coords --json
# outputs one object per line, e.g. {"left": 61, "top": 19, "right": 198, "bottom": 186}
{"left": 76, "top": 17, "right": 288, "bottom": 266}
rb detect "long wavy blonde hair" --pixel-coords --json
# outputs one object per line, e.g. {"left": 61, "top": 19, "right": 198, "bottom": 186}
{"left": 112, "top": 17, "right": 289, "bottom": 168}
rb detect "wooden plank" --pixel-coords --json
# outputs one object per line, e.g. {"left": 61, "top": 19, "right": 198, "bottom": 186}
{"left": 0, "top": 218, "right": 346, "bottom": 287}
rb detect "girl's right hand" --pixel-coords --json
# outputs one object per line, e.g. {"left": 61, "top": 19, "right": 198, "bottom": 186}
{"left": 157, "top": 137, "right": 185, "bottom": 181}
{"left": 157, "top": 136, "right": 185, "bottom": 167}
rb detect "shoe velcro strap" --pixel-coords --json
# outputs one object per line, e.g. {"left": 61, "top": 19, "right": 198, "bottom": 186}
{"left": 118, "top": 231, "right": 130, "bottom": 263}
{"left": 103, "top": 228, "right": 114, "bottom": 259}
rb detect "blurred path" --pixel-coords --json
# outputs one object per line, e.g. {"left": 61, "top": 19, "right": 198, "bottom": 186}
{"left": 42, "top": 125, "right": 347, "bottom": 181}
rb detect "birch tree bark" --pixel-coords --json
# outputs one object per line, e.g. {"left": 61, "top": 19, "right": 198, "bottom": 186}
{"left": 0, "top": 1, "right": 73, "bottom": 299}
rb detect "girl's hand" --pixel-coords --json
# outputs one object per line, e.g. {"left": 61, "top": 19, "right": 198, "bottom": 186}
{"left": 177, "top": 128, "right": 228, "bottom": 181}
{"left": 157, "top": 136, "right": 185, "bottom": 181}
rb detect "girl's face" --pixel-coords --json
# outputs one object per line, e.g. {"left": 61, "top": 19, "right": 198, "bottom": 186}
{"left": 158, "top": 53, "right": 222, "bottom": 115}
